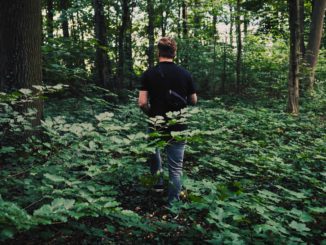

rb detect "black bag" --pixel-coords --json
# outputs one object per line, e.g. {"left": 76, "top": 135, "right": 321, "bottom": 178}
{"left": 158, "top": 64, "right": 187, "bottom": 112}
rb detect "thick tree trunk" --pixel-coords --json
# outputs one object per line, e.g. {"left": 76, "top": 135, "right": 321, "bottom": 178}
{"left": 0, "top": 0, "right": 43, "bottom": 126}
{"left": 93, "top": 0, "right": 111, "bottom": 88}
{"left": 236, "top": 0, "right": 242, "bottom": 93}
{"left": 60, "top": 0, "right": 70, "bottom": 38}
{"left": 46, "top": 0, "right": 54, "bottom": 38}
{"left": 118, "top": 0, "right": 134, "bottom": 89}
{"left": 147, "top": 0, "right": 155, "bottom": 68}
{"left": 304, "top": 0, "right": 326, "bottom": 91}
{"left": 287, "top": 0, "right": 300, "bottom": 114}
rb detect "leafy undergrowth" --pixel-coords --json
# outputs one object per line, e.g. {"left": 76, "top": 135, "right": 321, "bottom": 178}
{"left": 0, "top": 90, "right": 325, "bottom": 244}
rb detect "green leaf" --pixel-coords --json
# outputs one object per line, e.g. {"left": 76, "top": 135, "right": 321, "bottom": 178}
{"left": 44, "top": 173, "right": 65, "bottom": 183}
{"left": 289, "top": 221, "right": 310, "bottom": 233}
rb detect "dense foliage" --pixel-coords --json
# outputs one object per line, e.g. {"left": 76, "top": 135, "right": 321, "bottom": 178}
{"left": 1, "top": 86, "right": 325, "bottom": 243}
{"left": 1, "top": 0, "right": 325, "bottom": 243}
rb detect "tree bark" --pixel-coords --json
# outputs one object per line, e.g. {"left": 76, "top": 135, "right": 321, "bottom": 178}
{"left": 177, "top": 2, "right": 182, "bottom": 38}
{"left": 0, "top": 0, "right": 43, "bottom": 126}
{"left": 236, "top": 0, "right": 242, "bottom": 93}
{"left": 182, "top": 0, "right": 188, "bottom": 38}
{"left": 60, "top": 0, "right": 70, "bottom": 38}
{"left": 229, "top": 3, "right": 234, "bottom": 47}
{"left": 287, "top": 0, "right": 300, "bottom": 114}
{"left": 147, "top": 0, "right": 155, "bottom": 68}
{"left": 304, "top": 0, "right": 326, "bottom": 91}
{"left": 299, "top": 0, "right": 305, "bottom": 57}
{"left": 182, "top": 0, "right": 188, "bottom": 66}
{"left": 92, "top": 0, "right": 111, "bottom": 88}
{"left": 193, "top": 0, "right": 201, "bottom": 37}
{"left": 212, "top": 13, "right": 218, "bottom": 85}
{"left": 118, "top": 0, "right": 134, "bottom": 89}
{"left": 46, "top": 0, "right": 54, "bottom": 38}
{"left": 221, "top": 37, "right": 227, "bottom": 94}
{"left": 160, "top": 0, "right": 166, "bottom": 37}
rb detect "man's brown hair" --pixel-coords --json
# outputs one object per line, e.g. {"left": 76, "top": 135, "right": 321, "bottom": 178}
{"left": 157, "top": 37, "right": 177, "bottom": 58}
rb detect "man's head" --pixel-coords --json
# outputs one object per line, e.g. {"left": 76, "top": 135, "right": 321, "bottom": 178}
{"left": 157, "top": 37, "right": 177, "bottom": 59}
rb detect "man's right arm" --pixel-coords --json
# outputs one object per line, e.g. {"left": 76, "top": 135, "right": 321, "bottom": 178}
{"left": 188, "top": 93, "right": 197, "bottom": 105}
{"left": 186, "top": 72, "right": 197, "bottom": 105}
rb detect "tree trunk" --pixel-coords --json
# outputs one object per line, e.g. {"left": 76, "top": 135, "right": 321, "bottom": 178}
{"left": 160, "top": 0, "right": 166, "bottom": 37}
{"left": 92, "top": 0, "right": 111, "bottom": 88}
{"left": 244, "top": 11, "right": 249, "bottom": 39}
{"left": 193, "top": 0, "right": 201, "bottom": 37}
{"left": 287, "top": 0, "right": 300, "bottom": 114}
{"left": 221, "top": 37, "right": 227, "bottom": 94}
{"left": 147, "top": 0, "right": 155, "bottom": 68}
{"left": 118, "top": 0, "right": 134, "bottom": 89}
{"left": 182, "top": 0, "right": 188, "bottom": 66}
{"left": 46, "top": 0, "right": 54, "bottom": 38}
{"left": 60, "top": 0, "right": 70, "bottom": 38}
{"left": 212, "top": 14, "right": 217, "bottom": 86}
{"left": 0, "top": 0, "right": 43, "bottom": 126}
{"left": 182, "top": 0, "right": 188, "bottom": 38}
{"left": 177, "top": 2, "right": 182, "bottom": 38}
{"left": 236, "top": 0, "right": 242, "bottom": 93}
{"left": 299, "top": 0, "right": 305, "bottom": 57}
{"left": 125, "top": 3, "right": 133, "bottom": 89}
{"left": 229, "top": 3, "right": 233, "bottom": 47}
{"left": 304, "top": 0, "right": 326, "bottom": 91}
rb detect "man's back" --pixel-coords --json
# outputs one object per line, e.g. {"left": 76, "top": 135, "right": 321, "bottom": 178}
{"left": 140, "top": 61, "right": 196, "bottom": 118}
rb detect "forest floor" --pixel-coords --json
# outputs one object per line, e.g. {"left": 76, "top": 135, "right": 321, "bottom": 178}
{"left": 1, "top": 88, "right": 325, "bottom": 244}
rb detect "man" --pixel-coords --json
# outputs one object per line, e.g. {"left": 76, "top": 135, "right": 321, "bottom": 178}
{"left": 138, "top": 37, "right": 197, "bottom": 206}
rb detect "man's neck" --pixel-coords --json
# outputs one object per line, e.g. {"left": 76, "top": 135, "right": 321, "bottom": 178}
{"left": 159, "top": 57, "right": 173, "bottom": 62}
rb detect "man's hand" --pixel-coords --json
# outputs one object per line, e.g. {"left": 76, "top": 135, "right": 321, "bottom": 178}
{"left": 188, "top": 93, "right": 197, "bottom": 106}
{"left": 138, "top": 91, "right": 150, "bottom": 115}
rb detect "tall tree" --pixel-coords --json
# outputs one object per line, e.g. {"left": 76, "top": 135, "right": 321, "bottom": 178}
{"left": 182, "top": 0, "right": 188, "bottom": 38}
{"left": 60, "top": 0, "right": 70, "bottom": 38}
{"left": 236, "top": 0, "right": 242, "bottom": 93}
{"left": 299, "top": 0, "right": 305, "bottom": 57}
{"left": 287, "top": 0, "right": 300, "bottom": 114}
{"left": 118, "top": 0, "right": 134, "bottom": 88}
{"left": 193, "top": 0, "right": 201, "bottom": 37}
{"left": 182, "top": 0, "right": 189, "bottom": 66}
{"left": 159, "top": 0, "right": 169, "bottom": 37}
{"left": 229, "top": 3, "right": 234, "bottom": 47}
{"left": 46, "top": 0, "right": 54, "bottom": 38}
{"left": 304, "top": 0, "right": 326, "bottom": 91}
{"left": 0, "top": 0, "right": 43, "bottom": 125}
{"left": 147, "top": 0, "right": 155, "bottom": 68}
{"left": 93, "top": 0, "right": 111, "bottom": 88}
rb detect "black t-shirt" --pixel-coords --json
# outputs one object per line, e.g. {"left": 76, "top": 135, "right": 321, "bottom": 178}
{"left": 139, "top": 61, "right": 196, "bottom": 134}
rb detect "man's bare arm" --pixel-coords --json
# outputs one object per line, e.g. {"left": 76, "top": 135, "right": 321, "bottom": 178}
{"left": 188, "top": 93, "right": 197, "bottom": 105}
{"left": 138, "top": 91, "right": 150, "bottom": 114}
